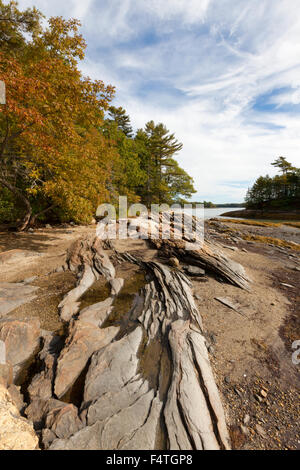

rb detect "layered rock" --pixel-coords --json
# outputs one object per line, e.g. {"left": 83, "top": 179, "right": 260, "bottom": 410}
{"left": 44, "top": 238, "right": 231, "bottom": 450}
{"left": 18, "top": 228, "right": 244, "bottom": 450}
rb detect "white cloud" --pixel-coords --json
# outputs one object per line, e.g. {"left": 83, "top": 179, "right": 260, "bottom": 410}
{"left": 14, "top": 0, "right": 300, "bottom": 202}
{"left": 143, "top": 0, "right": 211, "bottom": 24}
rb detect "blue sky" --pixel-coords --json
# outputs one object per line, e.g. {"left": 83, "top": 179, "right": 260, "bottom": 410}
{"left": 16, "top": 0, "right": 300, "bottom": 203}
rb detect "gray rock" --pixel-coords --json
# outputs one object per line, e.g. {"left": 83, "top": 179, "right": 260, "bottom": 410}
{"left": 243, "top": 414, "right": 250, "bottom": 425}
{"left": 110, "top": 278, "right": 124, "bottom": 296}
{"left": 50, "top": 391, "right": 162, "bottom": 451}
{"left": 0, "top": 318, "right": 41, "bottom": 383}
{"left": 185, "top": 266, "right": 206, "bottom": 277}
{"left": 194, "top": 294, "right": 202, "bottom": 301}
{"left": 223, "top": 245, "right": 238, "bottom": 252}
{"left": 54, "top": 316, "right": 119, "bottom": 399}
{"left": 22, "top": 276, "right": 38, "bottom": 285}
{"left": 49, "top": 422, "right": 103, "bottom": 450}
{"left": 255, "top": 424, "right": 267, "bottom": 438}
{"left": 84, "top": 327, "right": 143, "bottom": 405}
{"left": 45, "top": 403, "right": 83, "bottom": 439}
{"left": 240, "top": 425, "right": 248, "bottom": 436}
{"left": 210, "top": 334, "right": 217, "bottom": 344}
{"left": 215, "top": 297, "right": 247, "bottom": 317}
{"left": 42, "top": 429, "right": 57, "bottom": 450}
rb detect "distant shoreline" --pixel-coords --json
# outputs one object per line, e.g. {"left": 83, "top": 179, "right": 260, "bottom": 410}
{"left": 221, "top": 209, "right": 300, "bottom": 221}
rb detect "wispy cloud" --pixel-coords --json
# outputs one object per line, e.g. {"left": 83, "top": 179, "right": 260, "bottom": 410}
{"left": 16, "top": 0, "right": 300, "bottom": 202}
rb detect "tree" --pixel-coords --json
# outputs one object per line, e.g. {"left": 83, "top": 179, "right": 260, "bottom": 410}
{"left": 271, "top": 157, "right": 296, "bottom": 175}
{"left": 135, "top": 121, "right": 191, "bottom": 205}
{"left": 245, "top": 159, "right": 299, "bottom": 210}
{"left": 0, "top": 1, "right": 115, "bottom": 229}
{"left": 102, "top": 117, "right": 146, "bottom": 204}
{"left": 163, "top": 159, "right": 196, "bottom": 204}
{"left": 108, "top": 106, "right": 133, "bottom": 138}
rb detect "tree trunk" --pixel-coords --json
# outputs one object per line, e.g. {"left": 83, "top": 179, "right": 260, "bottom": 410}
{"left": 0, "top": 178, "right": 32, "bottom": 231}
{"left": 28, "top": 204, "right": 55, "bottom": 227}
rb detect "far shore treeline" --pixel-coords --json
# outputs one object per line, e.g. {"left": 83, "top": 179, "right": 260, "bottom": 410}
{"left": 245, "top": 157, "right": 300, "bottom": 211}
{"left": 0, "top": 1, "right": 196, "bottom": 231}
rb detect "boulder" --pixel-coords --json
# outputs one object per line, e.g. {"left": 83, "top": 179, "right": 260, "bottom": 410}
{"left": 184, "top": 266, "right": 206, "bottom": 277}
{"left": 0, "top": 384, "right": 39, "bottom": 450}
{"left": 42, "top": 429, "right": 57, "bottom": 450}
{"left": 54, "top": 321, "right": 119, "bottom": 399}
{"left": 83, "top": 327, "right": 143, "bottom": 405}
{"left": 0, "top": 318, "right": 41, "bottom": 383}
{"left": 45, "top": 403, "right": 83, "bottom": 440}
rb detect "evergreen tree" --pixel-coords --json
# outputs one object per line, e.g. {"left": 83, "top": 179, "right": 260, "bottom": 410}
{"left": 246, "top": 159, "right": 299, "bottom": 210}
{"left": 271, "top": 156, "right": 296, "bottom": 175}
{"left": 135, "top": 121, "right": 192, "bottom": 205}
{"left": 108, "top": 106, "right": 133, "bottom": 138}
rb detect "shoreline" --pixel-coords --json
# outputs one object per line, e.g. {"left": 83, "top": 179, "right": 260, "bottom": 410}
{"left": 221, "top": 209, "right": 300, "bottom": 221}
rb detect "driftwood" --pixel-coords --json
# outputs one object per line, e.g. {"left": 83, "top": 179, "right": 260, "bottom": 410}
{"left": 25, "top": 236, "right": 232, "bottom": 450}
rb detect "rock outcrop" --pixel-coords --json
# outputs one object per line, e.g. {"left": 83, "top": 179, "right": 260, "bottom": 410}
{"left": 41, "top": 238, "right": 231, "bottom": 450}
{"left": 0, "top": 318, "right": 41, "bottom": 383}
{"left": 1, "top": 214, "right": 250, "bottom": 450}
{"left": 0, "top": 384, "right": 39, "bottom": 450}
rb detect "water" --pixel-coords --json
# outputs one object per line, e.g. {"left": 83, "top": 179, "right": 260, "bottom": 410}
{"left": 175, "top": 207, "right": 245, "bottom": 220}
{"left": 203, "top": 207, "right": 245, "bottom": 220}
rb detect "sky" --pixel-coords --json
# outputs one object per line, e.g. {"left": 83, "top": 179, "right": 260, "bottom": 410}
{"left": 16, "top": 0, "right": 300, "bottom": 203}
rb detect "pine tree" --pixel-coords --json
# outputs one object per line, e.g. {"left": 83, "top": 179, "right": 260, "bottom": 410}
{"left": 136, "top": 121, "right": 189, "bottom": 205}
{"left": 108, "top": 106, "right": 133, "bottom": 138}
{"left": 271, "top": 157, "right": 296, "bottom": 175}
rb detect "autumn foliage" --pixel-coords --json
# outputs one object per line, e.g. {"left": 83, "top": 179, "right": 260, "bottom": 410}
{"left": 0, "top": 1, "right": 195, "bottom": 230}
